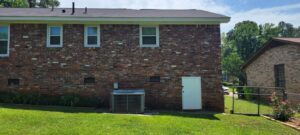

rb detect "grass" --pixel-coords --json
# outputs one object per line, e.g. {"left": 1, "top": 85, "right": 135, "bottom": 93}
{"left": 224, "top": 95, "right": 273, "bottom": 115}
{"left": 0, "top": 103, "right": 299, "bottom": 135}
{"left": 225, "top": 95, "right": 300, "bottom": 117}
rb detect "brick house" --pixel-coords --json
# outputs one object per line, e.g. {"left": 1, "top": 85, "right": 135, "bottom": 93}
{"left": 243, "top": 38, "right": 300, "bottom": 105}
{"left": 0, "top": 7, "right": 230, "bottom": 112}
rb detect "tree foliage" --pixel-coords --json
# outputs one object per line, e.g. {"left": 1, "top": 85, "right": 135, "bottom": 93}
{"left": 232, "top": 21, "right": 260, "bottom": 61}
{"left": 38, "top": 0, "right": 59, "bottom": 8}
{"left": 258, "top": 23, "right": 280, "bottom": 44}
{"left": 0, "top": 0, "right": 59, "bottom": 8}
{"left": 0, "top": 0, "right": 29, "bottom": 7}
{"left": 222, "top": 52, "right": 244, "bottom": 80}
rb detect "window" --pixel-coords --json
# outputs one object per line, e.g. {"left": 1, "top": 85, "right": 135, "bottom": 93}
{"left": 47, "top": 25, "right": 63, "bottom": 47}
{"left": 149, "top": 76, "right": 160, "bottom": 82}
{"left": 8, "top": 79, "right": 20, "bottom": 86}
{"left": 274, "top": 64, "right": 285, "bottom": 88}
{"left": 140, "top": 26, "right": 159, "bottom": 47}
{"left": 84, "top": 25, "right": 100, "bottom": 47}
{"left": 84, "top": 77, "right": 95, "bottom": 85}
{"left": 0, "top": 25, "right": 9, "bottom": 57}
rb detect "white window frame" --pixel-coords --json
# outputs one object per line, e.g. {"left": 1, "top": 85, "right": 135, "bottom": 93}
{"left": 0, "top": 25, "right": 10, "bottom": 57}
{"left": 139, "top": 25, "right": 159, "bottom": 47}
{"left": 84, "top": 25, "right": 100, "bottom": 47}
{"left": 47, "top": 25, "right": 63, "bottom": 47}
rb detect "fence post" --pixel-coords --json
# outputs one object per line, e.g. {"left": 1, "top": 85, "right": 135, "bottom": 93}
{"left": 231, "top": 87, "right": 235, "bottom": 114}
{"left": 257, "top": 88, "right": 260, "bottom": 116}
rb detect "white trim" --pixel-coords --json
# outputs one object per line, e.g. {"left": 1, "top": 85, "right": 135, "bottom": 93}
{"left": 139, "top": 25, "right": 159, "bottom": 48}
{"left": 0, "top": 17, "right": 230, "bottom": 24}
{"left": 84, "top": 25, "right": 100, "bottom": 47}
{"left": 47, "top": 25, "right": 63, "bottom": 48}
{"left": 0, "top": 25, "right": 9, "bottom": 57}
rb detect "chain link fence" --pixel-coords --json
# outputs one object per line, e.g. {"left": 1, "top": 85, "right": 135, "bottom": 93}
{"left": 228, "top": 86, "right": 291, "bottom": 115}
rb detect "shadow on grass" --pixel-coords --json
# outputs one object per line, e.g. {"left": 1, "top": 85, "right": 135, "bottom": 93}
{"left": 0, "top": 103, "right": 221, "bottom": 120}
{"left": 0, "top": 103, "right": 107, "bottom": 113}
{"left": 233, "top": 113, "right": 260, "bottom": 116}
{"left": 155, "top": 111, "right": 221, "bottom": 120}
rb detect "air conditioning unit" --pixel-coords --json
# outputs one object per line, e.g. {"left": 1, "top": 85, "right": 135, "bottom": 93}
{"left": 111, "top": 89, "right": 145, "bottom": 113}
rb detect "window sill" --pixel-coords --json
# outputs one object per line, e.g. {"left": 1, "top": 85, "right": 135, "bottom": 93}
{"left": 84, "top": 45, "right": 101, "bottom": 48}
{"left": 140, "top": 45, "right": 160, "bottom": 48}
{"left": 47, "top": 46, "right": 63, "bottom": 48}
{"left": 0, "top": 55, "right": 9, "bottom": 58}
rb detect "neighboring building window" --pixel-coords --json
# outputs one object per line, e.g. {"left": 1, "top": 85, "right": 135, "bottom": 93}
{"left": 274, "top": 64, "right": 285, "bottom": 88}
{"left": 84, "top": 25, "right": 100, "bottom": 47}
{"left": 8, "top": 79, "right": 20, "bottom": 86}
{"left": 140, "top": 26, "right": 159, "bottom": 47}
{"left": 0, "top": 25, "right": 9, "bottom": 57}
{"left": 149, "top": 76, "right": 160, "bottom": 82}
{"left": 47, "top": 25, "right": 63, "bottom": 47}
{"left": 84, "top": 77, "right": 95, "bottom": 85}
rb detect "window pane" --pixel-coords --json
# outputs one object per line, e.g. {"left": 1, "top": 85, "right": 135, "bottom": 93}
{"left": 0, "top": 41, "right": 8, "bottom": 54}
{"left": 50, "top": 27, "right": 61, "bottom": 36}
{"left": 88, "top": 27, "right": 97, "bottom": 35}
{"left": 274, "top": 64, "right": 285, "bottom": 87}
{"left": 142, "top": 36, "right": 156, "bottom": 45}
{"left": 88, "top": 36, "right": 97, "bottom": 45}
{"left": 0, "top": 26, "right": 8, "bottom": 39}
{"left": 142, "top": 27, "right": 156, "bottom": 35}
{"left": 50, "top": 36, "right": 60, "bottom": 45}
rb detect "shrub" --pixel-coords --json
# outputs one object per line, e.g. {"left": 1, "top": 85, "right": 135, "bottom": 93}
{"left": 270, "top": 92, "right": 294, "bottom": 121}
{"left": 0, "top": 90, "right": 100, "bottom": 107}
{"left": 243, "top": 87, "right": 256, "bottom": 100}
{"left": 297, "top": 104, "right": 300, "bottom": 113}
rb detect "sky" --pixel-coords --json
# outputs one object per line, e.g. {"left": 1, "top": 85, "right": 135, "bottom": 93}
{"left": 59, "top": 0, "right": 300, "bottom": 33}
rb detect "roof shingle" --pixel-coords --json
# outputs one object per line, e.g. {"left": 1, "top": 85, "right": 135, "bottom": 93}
{"left": 0, "top": 8, "right": 229, "bottom": 18}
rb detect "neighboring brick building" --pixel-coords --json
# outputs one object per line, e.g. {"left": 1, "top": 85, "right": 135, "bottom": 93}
{"left": 0, "top": 8, "right": 230, "bottom": 112}
{"left": 243, "top": 38, "right": 300, "bottom": 105}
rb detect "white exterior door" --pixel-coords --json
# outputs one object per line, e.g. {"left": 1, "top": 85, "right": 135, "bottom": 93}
{"left": 182, "top": 76, "right": 202, "bottom": 110}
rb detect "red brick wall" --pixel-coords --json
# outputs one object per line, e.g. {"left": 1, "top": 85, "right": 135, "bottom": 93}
{"left": 0, "top": 24, "right": 223, "bottom": 111}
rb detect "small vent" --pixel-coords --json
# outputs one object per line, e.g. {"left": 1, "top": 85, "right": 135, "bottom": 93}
{"left": 8, "top": 79, "right": 20, "bottom": 86}
{"left": 149, "top": 76, "right": 160, "bottom": 82}
{"left": 84, "top": 77, "right": 95, "bottom": 85}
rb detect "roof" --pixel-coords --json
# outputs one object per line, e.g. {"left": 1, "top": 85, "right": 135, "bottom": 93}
{"left": 242, "top": 38, "right": 300, "bottom": 69}
{"left": 0, "top": 8, "right": 230, "bottom": 24}
{"left": 272, "top": 38, "right": 300, "bottom": 44}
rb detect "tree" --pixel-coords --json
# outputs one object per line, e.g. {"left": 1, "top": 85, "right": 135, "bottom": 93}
{"left": 222, "top": 51, "right": 244, "bottom": 81}
{"left": 0, "top": 0, "right": 29, "bottom": 7}
{"left": 233, "top": 21, "right": 260, "bottom": 62}
{"left": 258, "top": 23, "right": 281, "bottom": 44}
{"left": 27, "top": 0, "right": 36, "bottom": 7}
{"left": 12, "top": 0, "right": 29, "bottom": 7}
{"left": 294, "top": 26, "right": 300, "bottom": 37}
{"left": 0, "top": 0, "right": 59, "bottom": 8}
{"left": 278, "top": 21, "right": 295, "bottom": 37}
{"left": 38, "top": 0, "right": 59, "bottom": 8}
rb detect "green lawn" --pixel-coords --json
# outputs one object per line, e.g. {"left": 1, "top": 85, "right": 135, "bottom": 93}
{"left": 224, "top": 95, "right": 273, "bottom": 115}
{"left": 0, "top": 104, "right": 299, "bottom": 135}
